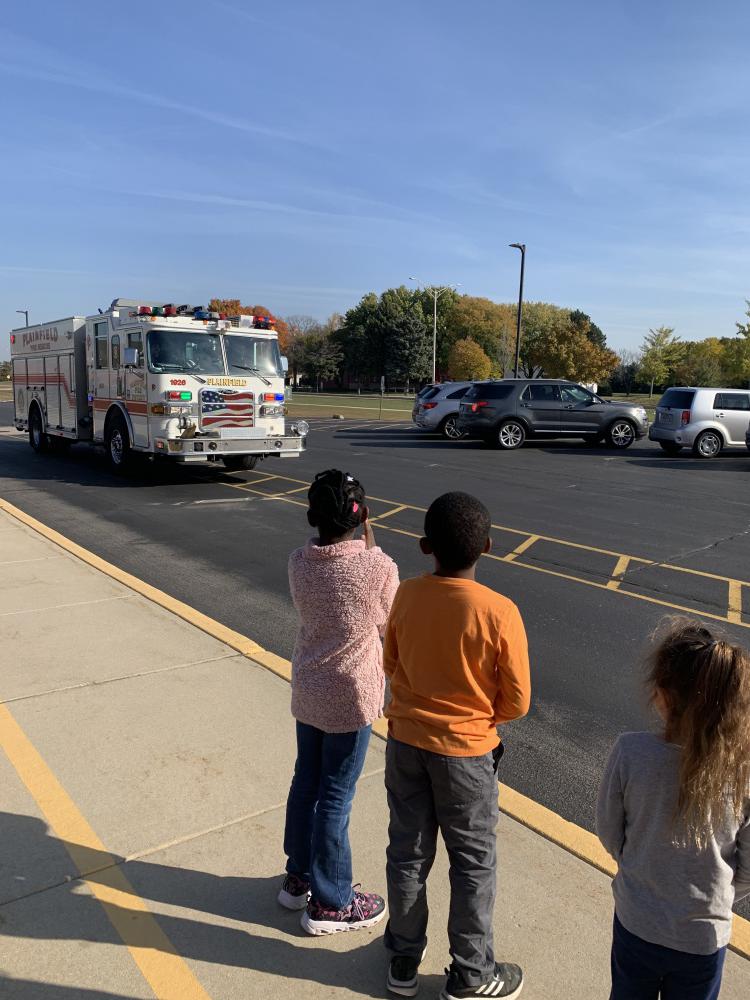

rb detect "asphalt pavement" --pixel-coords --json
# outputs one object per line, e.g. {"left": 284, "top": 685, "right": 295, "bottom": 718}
{"left": 2, "top": 401, "right": 750, "bottom": 926}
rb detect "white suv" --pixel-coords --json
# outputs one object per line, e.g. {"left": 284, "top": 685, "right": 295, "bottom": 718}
{"left": 649, "top": 386, "right": 750, "bottom": 458}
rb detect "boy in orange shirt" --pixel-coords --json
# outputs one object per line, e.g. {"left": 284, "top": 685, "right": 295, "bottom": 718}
{"left": 383, "top": 492, "right": 531, "bottom": 1000}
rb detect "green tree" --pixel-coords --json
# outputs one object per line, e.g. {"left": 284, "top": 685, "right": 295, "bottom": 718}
{"left": 444, "top": 296, "right": 515, "bottom": 373}
{"left": 637, "top": 326, "right": 682, "bottom": 397}
{"left": 282, "top": 315, "right": 320, "bottom": 384}
{"left": 299, "top": 333, "right": 343, "bottom": 390}
{"left": 447, "top": 338, "right": 492, "bottom": 380}
{"left": 569, "top": 309, "right": 607, "bottom": 350}
{"left": 0, "top": 360, "right": 10, "bottom": 381}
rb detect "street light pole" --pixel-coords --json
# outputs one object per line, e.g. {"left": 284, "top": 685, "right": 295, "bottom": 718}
{"left": 509, "top": 244, "right": 525, "bottom": 378}
{"left": 16, "top": 309, "right": 29, "bottom": 327}
{"left": 409, "top": 279, "right": 461, "bottom": 383}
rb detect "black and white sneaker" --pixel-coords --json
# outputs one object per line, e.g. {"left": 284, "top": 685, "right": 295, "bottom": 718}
{"left": 387, "top": 950, "right": 425, "bottom": 997}
{"left": 440, "top": 962, "right": 524, "bottom": 999}
{"left": 277, "top": 873, "right": 310, "bottom": 911}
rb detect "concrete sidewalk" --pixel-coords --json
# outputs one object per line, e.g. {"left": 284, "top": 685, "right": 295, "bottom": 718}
{"left": 0, "top": 505, "right": 748, "bottom": 1000}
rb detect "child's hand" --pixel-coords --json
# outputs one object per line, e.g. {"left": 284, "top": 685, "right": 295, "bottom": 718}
{"left": 363, "top": 518, "right": 376, "bottom": 549}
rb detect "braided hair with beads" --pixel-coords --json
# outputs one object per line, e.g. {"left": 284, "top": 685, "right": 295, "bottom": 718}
{"left": 307, "top": 469, "right": 366, "bottom": 539}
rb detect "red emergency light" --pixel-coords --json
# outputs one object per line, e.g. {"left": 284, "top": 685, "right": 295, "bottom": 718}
{"left": 10, "top": 334, "right": 15, "bottom": 344}
{"left": 138, "top": 306, "right": 152, "bottom": 315}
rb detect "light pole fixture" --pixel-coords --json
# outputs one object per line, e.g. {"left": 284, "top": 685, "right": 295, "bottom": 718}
{"left": 16, "top": 309, "right": 29, "bottom": 327}
{"left": 409, "top": 278, "right": 461, "bottom": 383}
{"left": 509, "top": 244, "right": 526, "bottom": 378}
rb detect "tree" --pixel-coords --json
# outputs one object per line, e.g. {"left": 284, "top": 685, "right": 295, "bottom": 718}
{"left": 569, "top": 309, "right": 607, "bottom": 350}
{"left": 447, "top": 338, "right": 492, "bottom": 381}
{"left": 637, "top": 326, "right": 682, "bottom": 397}
{"left": 444, "top": 296, "right": 515, "bottom": 374}
{"left": 282, "top": 315, "right": 320, "bottom": 384}
{"left": 299, "top": 333, "right": 343, "bottom": 390}
{"left": 0, "top": 360, "right": 10, "bottom": 381}
{"left": 518, "top": 302, "right": 617, "bottom": 382}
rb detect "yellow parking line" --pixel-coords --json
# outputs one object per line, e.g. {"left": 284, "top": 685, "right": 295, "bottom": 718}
{"left": 370, "top": 505, "right": 408, "bottom": 522}
{"left": 504, "top": 534, "right": 540, "bottom": 562}
{"left": 607, "top": 555, "right": 631, "bottom": 591}
{"left": 0, "top": 704, "right": 212, "bottom": 1000}
{"left": 728, "top": 580, "right": 743, "bottom": 624}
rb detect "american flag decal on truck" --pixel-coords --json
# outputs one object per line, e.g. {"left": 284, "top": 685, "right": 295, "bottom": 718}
{"left": 200, "top": 389, "right": 254, "bottom": 428}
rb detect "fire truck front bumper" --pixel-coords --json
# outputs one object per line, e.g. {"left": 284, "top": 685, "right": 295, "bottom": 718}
{"left": 154, "top": 425, "right": 308, "bottom": 463}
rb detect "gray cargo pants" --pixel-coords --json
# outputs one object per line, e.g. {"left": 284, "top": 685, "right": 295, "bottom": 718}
{"left": 383, "top": 736, "right": 499, "bottom": 985}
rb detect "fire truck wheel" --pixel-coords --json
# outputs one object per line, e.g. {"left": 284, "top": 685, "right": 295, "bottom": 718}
{"left": 223, "top": 455, "right": 258, "bottom": 471}
{"left": 28, "top": 405, "right": 49, "bottom": 454}
{"left": 105, "top": 413, "right": 132, "bottom": 473}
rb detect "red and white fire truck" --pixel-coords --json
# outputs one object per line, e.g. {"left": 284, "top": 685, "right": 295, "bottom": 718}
{"left": 10, "top": 298, "right": 308, "bottom": 471}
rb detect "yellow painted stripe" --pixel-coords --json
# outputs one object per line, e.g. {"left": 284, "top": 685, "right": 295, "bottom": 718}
{"left": 0, "top": 704, "right": 212, "bottom": 999}
{"left": 3, "top": 497, "right": 749, "bottom": 959}
{"left": 728, "top": 580, "right": 743, "bottom": 625}
{"left": 370, "top": 505, "right": 408, "bottom": 522}
{"left": 504, "top": 534, "right": 540, "bottom": 562}
{"left": 607, "top": 555, "right": 631, "bottom": 591}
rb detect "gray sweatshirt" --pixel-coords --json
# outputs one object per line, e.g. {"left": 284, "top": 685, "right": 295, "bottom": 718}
{"left": 596, "top": 731, "right": 750, "bottom": 955}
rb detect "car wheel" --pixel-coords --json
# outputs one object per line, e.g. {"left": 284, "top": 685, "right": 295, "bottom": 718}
{"left": 659, "top": 441, "right": 682, "bottom": 456}
{"left": 607, "top": 419, "right": 636, "bottom": 449}
{"left": 693, "top": 430, "right": 723, "bottom": 459}
{"left": 440, "top": 415, "right": 466, "bottom": 440}
{"left": 105, "top": 413, "right": 132, "bottom": 473}
{"left": 223, "top": 455, "right": 258, "bottom": 471}
{"left": 28, "top": 405, "right": 49, "bottom": 453}
{"left": 495, "top": 420, "right": 526, "bottom": 450}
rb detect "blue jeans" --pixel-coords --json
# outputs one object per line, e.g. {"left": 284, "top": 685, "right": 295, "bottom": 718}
{"left": 283, "top": 721, "right": 371, "bottom": 911}
{"left": 610, "top": 915, "right": 726, "bottom": 1000}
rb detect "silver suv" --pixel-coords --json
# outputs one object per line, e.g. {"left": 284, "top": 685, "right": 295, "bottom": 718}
{"left": 412, "top": 381, "right": 473, "bottom": 439}
{"left": 649, "top": 386, "right": 750, "bottom": 458}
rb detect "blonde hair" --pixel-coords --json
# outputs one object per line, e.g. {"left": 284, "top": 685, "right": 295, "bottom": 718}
{"left": 647, "top": 618, "right": 750, "bottom": 847}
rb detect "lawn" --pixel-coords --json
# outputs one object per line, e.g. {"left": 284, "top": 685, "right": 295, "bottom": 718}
{"left": 286, "top": 392, "right": 414, "bottom": 421}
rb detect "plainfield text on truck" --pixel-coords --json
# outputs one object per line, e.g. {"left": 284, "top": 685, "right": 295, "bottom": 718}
{"left": 10, "top": 298, "right": 308, "bottom": 472}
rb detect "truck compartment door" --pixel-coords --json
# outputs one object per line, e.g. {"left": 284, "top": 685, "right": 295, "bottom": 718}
{"left": 59, "top": 353, "right": 77, "bottom": 433}
{"left": 44, "top": 356, "right": 62, "bottom": 429}
{"left": 12, "top": 359, "right": 27, "bottom": 425}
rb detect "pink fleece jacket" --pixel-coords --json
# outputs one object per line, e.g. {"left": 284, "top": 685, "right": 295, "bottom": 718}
{"left": 288, "top": 538, "right": 399, "bottom": 733}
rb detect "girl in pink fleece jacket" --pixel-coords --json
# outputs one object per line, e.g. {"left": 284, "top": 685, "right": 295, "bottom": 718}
{"left": 278, "top": 469, "right": 399, "bottom": 936}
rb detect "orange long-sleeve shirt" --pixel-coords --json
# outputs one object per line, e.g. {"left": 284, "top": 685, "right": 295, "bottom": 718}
{"left": 383, "top": 574, "right": 531, "bottom": 756}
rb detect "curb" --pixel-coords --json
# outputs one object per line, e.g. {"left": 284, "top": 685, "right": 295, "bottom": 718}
{"left": 2, "top": 496, "right": 748, "bottom": 960}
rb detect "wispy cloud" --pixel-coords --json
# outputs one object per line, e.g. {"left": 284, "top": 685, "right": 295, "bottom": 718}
{"left": 0, "top": 29, "right": 327, "bottom": 149}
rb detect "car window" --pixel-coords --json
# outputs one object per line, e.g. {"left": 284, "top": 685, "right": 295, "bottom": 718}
{"left": 522, "top": 384, "right": 562, "bottom": 403}
{"left": 561, "top": 385, "right": 595, "bottom": 404}
{"left": 477, "top": 384, "right": 514, "bottom": 400}
{"left": 420, "top": 386, "right": 440, "bottom": 401}
{"left": 446, "top": 386, "right": 470, "bottom": 400}
{"left": 658, "top": 389, "right": 695, "bottom": 409}
{"left": 714, "top": 392, "right": 750, "bottom": 410}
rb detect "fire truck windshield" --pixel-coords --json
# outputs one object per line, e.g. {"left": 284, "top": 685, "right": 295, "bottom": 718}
{"left": 225, "top": 335, "right": 283, "bottom": 377}
{"left": 147, "top": 330, "right": 225, "bottom": 374}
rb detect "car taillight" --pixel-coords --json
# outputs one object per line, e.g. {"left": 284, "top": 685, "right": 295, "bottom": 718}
{"left": 681, "top": 409, "right": 690, "bottom": 426}
{"left": 422, "top": 402, "right": 438, "bottom": 410}
{"left": 471, "top": 401, "right": 489, "bottom": 412}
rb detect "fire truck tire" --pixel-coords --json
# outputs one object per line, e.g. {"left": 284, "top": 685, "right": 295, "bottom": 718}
{"left": 223, "top": 455, "right": 258, "bottom": 471}
{"left": 105, "top": 413, "right": 132, "bottom": 473}
{"left": 28, "top": 405, "right": 49, "bottom": 454}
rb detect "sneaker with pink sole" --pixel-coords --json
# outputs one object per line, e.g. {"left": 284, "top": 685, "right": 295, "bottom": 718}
{"left": 301, "top": 887, "right": 386, "bottom": 935}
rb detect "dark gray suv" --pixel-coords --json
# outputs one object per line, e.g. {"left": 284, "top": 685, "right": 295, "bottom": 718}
{"left": 457, "top": 379, "right": 649, "bottom": 449}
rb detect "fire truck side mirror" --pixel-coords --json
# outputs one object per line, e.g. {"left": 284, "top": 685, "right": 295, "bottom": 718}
{"left": 123, "top": 348, "right": 140, "bottom": 367}
{"left": 280, "top": 355, "right": 289, "bottom": 374}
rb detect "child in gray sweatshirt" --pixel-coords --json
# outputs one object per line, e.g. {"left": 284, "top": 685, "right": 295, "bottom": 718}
{"left": 597, "top": 619, "right": 750, "bottom": 1000}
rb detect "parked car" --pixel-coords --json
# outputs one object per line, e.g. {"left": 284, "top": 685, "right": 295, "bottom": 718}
{"left": 649, "top": 386, "right": 750, "bottom": 458}
{"left": 412, "top": 381, "right": 473, "bottom": 439}
{"left": 457, "top": 379, "right": 649, "bottom": 449}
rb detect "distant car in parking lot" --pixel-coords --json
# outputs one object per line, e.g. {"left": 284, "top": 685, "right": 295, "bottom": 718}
{"left": 457, "top": 379, "right": 648, "bottom": 449}
{"left": 649, "top": 386, "right": 750, "bottom": 458}
{"left": 412, "top": 381, "right": 473, "bottom": 439}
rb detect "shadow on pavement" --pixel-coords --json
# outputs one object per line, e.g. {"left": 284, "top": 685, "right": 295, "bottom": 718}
{"left": 0, "top": 979, "right": 141, "bottom": 999}
{"left": 0, "top": 811, "right": 395, "bottom": 997}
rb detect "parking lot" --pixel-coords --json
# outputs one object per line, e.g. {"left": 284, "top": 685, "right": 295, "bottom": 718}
{"left": 2, "top": 403, "right": 750, "bottom": 877}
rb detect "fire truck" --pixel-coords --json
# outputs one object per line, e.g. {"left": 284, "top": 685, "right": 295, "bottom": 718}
{"left": 10, "top": 298, "right": 308, "bottom": 472}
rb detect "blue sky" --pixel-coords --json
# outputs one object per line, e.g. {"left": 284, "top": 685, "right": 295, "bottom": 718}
{"left": 2, "top": 0, "right": 750, "bottom": 360}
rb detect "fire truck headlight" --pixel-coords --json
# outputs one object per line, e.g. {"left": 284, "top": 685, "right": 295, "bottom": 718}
{"left": 294, "top": 420, "right": 310, "bottom": 437}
